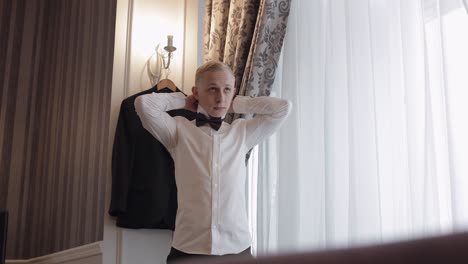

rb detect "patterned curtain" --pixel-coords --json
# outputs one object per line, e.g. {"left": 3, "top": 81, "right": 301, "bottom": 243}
{"left": 203, "top": 0, "right": 291, "bottom": 97}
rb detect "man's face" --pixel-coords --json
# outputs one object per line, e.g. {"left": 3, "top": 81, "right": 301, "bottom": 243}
{"left": 192, "top": 70, "right": 236, "bottom": 118}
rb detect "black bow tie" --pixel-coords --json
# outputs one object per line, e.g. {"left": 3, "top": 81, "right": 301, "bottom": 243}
{"left": 196, "top": 113, "right": 223, "bottom": 131}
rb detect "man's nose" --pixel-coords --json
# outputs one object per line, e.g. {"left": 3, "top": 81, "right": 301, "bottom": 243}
{"left": 216, "top": 91, "right": 225, "bottom": 102}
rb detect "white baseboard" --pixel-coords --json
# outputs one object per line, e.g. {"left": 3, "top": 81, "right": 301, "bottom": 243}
{"left": 6, "top": 241, "right": 102, "bottom": 264}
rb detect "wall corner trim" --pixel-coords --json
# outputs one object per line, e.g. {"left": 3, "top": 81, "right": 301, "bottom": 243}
{"left": 6, "top": 241, "right": 103, "bottom": 264}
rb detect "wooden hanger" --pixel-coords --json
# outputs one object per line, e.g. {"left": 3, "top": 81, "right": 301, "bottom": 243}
{"left": 156, "top": 78, "right": 177, "bottom": 92}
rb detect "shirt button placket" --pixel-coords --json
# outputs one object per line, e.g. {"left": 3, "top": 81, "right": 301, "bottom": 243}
{"left": 211, "top": 135, "right": 220, "bottom": 253}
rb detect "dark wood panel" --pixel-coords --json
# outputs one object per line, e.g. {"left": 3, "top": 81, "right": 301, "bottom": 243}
{"left": 0, "top": 0, "right": 117, "bottom": 259}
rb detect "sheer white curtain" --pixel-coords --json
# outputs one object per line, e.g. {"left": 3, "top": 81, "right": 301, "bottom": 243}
{"left": 251, "top": 0, "right": 468, "bottom": 256}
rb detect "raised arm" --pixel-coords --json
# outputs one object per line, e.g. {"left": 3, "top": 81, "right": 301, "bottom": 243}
{"left": 232, "top": 96, "right": 292, "bottom": 149}
{"left": 134, "top": 92, "right": 186, "bottom": 150}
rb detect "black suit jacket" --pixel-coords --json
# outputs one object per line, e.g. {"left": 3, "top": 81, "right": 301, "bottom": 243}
{"left": 109, "top": 86, "right": 196, "bottom": 229}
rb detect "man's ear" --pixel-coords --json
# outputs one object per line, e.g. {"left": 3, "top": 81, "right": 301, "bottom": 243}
{"left": 192, "top": 86, "right": 199, "bottom": 99}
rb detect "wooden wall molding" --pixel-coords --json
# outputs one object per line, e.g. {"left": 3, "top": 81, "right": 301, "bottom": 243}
{"left": 6, "top": 242, "right": 102, "bottom": 264}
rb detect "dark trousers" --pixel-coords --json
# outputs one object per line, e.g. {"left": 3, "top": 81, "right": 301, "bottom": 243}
{"left": 166, "top": 247, "right": 252, "bottom": 264}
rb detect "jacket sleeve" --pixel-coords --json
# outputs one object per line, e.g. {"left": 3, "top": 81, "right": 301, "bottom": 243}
{"left": 109, "top": 100, "right": 133, "bottom": 216}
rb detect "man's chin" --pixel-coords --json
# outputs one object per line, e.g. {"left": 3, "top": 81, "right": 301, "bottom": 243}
{"left": 209, "top": 110, "right": 226, "bottom": 118}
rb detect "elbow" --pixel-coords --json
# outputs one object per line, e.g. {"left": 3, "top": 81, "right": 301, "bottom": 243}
{"left": 135, "top": 94, "right": 154, "bottom": 112}
{"left": 134, "top": 96, "right": 144, "bottom": 114}
{"left": 271, "top": 98, "right": 292, "bottom": 119}
{"left": 280, "top": 99, "right": 293, "bottom": 119}
{"left": 134, "top": 95, "right": 151, "bottom": 119}
{"left": 134, "top": 95, "right": 154, "bottom": 132}
{"left": 285, "top": 99, "right": 292, "bottom": 116}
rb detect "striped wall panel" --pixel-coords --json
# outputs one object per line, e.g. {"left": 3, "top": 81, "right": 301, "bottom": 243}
{"left": 0, "top": 0, "right": 117, "bottom": 259}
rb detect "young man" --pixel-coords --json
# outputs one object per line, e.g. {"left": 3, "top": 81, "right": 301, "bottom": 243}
{"left": 135, "top": 61, "right": 291, "bottom": 263}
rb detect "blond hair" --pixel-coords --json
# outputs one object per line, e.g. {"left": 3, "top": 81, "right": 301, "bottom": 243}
{"left": 195, "top": 60, "right": 235, "bottom": 86}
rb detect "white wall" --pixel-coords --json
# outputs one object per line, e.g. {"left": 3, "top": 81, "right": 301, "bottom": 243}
{"left": 104, "top": 0, "right": 201, "bottom": 263}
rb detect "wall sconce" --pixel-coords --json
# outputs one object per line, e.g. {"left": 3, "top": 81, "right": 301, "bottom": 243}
{"left": 147, "top": 35, "right": 177, "bottom": 86}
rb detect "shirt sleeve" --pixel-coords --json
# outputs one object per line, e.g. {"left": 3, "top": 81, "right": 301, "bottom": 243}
{"left": 134, "top": 92, "right": 186, "bottom": 150}
{"left": 232, "top": 96, "right": 292, "bottom": 149}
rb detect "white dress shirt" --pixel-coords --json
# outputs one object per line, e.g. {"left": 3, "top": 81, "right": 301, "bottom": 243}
{"left": 135, "top": 92, "right": 291, "bottom": 255}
